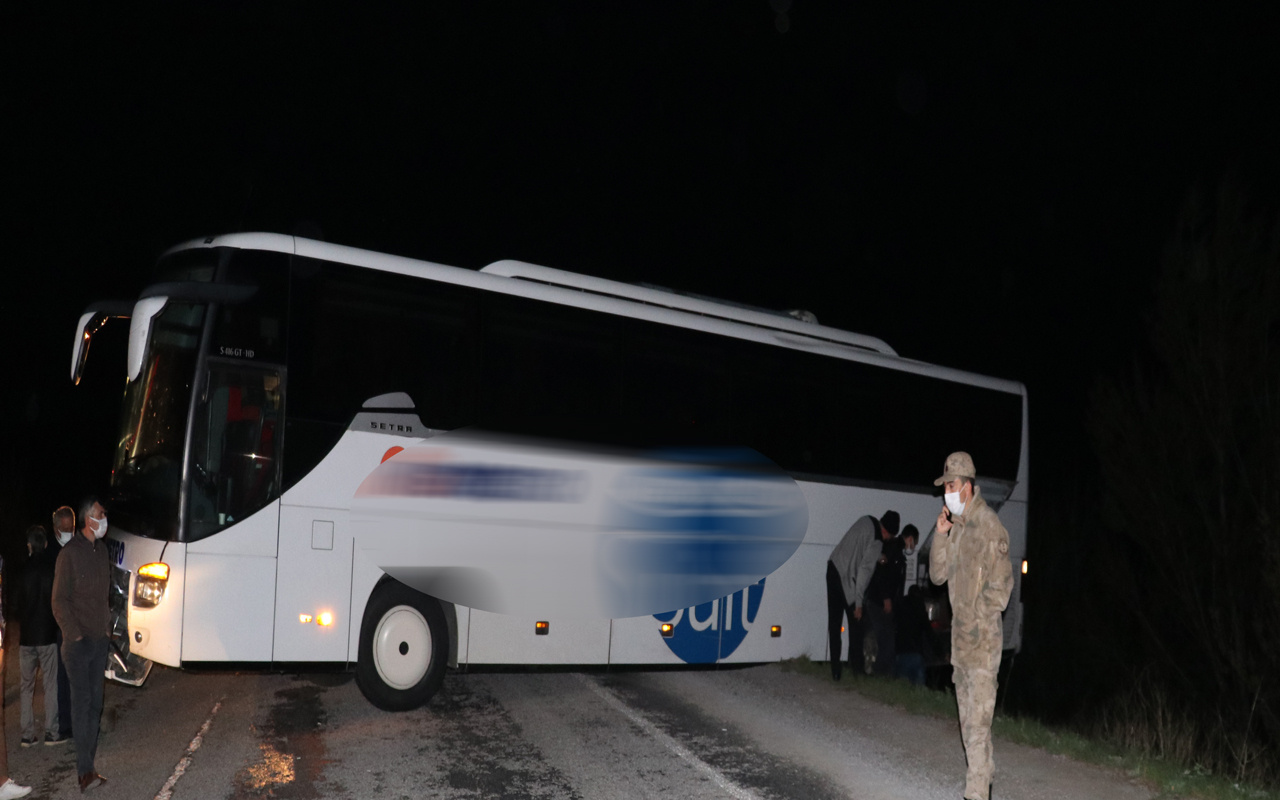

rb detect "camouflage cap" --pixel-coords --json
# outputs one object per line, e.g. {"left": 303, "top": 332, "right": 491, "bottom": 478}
{"left": 933, "top": 451, "right": 976, "bottom": 486}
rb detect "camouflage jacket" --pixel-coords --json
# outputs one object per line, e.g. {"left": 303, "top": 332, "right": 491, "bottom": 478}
{"left": 928, "top": 488, "right": 1013, "bottom": 656}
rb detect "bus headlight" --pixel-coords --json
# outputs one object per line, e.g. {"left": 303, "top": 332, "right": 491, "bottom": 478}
{"left": 133, "top": 562, "right": 169, "bottom": 608}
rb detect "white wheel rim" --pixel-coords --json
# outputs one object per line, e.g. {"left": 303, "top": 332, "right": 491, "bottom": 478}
{"left": 372, "top": 604, "right": 432, "bottom": 690}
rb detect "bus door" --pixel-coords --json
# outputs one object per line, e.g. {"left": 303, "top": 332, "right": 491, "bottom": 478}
{"left": 183, "top": 361, "right": 284, "bottom": 662}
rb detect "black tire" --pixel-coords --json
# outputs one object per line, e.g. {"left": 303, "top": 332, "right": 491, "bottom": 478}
{"left": 356, "top": 579, "right": 449, "bottom": 711}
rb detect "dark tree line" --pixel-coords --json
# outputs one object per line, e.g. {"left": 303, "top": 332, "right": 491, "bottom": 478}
{"left": 1087, "top": 176, "right": 1280, "bottom": 784}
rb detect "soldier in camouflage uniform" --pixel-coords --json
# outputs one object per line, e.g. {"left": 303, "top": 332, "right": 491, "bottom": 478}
{"left": 929, "top": 452, "right": 1013, "bottom": 800}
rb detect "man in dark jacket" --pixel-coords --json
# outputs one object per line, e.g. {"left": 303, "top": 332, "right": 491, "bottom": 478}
{"left": 865, "top": 519, "right": 905, "bottom": 676}
{"left": 0, "top": 552, "right": 34, "bottom": 798}
{"left": 52, "top": 497, "right": 111, "bottom": 792}
{"left": 893, "top": 584, "right": 931, "bottom": 685}
{"left": 49, "top": 507, "right": 75, "bottom": 742}
{"left": 19, "top": 526, "right": 63, "bottom": 747}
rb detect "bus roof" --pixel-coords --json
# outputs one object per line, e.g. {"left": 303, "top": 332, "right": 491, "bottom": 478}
{"left": 162, "top": 232, "right": 1027, "bottom": 398}
{"left": 478, "top": 260, "right": 896, "bottom": 355}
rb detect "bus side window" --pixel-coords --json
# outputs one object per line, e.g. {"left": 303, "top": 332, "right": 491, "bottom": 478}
{"left": 481, "top": 294, "right": 619, "bottom": 443}
{"left": 283, "top": 258, "right": 480, "bottom": 493}
{"left": 616, "top": 322, "right": 731, "bottom": 449}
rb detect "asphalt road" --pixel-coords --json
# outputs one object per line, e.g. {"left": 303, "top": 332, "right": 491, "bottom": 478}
{"left": 2, "top": 654, "right": 1163, "bottom": 800}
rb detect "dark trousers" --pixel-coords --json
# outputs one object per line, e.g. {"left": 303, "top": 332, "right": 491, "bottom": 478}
{"left": 62, "top": 636, "right": 108, "bottom": 776}
{"left": 56, "top": 629, "right": 73, "bottom": 737}
{"left": 894, "top": 652, "right": 926, "bottom": 686}
{"left": 826, "top": 561, "right": 865, "bottom": 677}
{"left": 866, "top": 602, "right": 896, "bottom": 676}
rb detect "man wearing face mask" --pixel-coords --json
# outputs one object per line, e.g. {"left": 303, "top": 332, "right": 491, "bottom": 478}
{"left": 50, "top": 509, "right": 76, "bottom": 553}
{"left": 929, "top": 452, "right": 1013, "bottom": 800}
{"left": 49, "top": 507, "right": 76, "bottom": 743}
{"left": 19, "top": 525, "right": 63, "bottom": 747}
{"left": 52, "top": 498, "right": 111, "bottom": 792}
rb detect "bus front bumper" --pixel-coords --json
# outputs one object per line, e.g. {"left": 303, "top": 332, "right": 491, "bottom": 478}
{"left": 107, "top": 562, "right": 153, "bottom": 686}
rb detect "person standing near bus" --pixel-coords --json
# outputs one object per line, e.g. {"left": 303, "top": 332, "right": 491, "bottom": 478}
{"left": 0, "top": 550, "right": 34, "bottom": 798}
{"left": 50, "top": 507, "right": 76, "bottom": 743}
{"left": 52, "top": 498, "right": 111, "bottom": 792}
{"left": 929, "top": 452, "right": 1013, "bottom": 800}
{"left": 864, "top": 519, "right": 905, "bottom": 676}
{"left": 898, "top": 524, "right": 920, "bottom": 596}
{"left": 826, "top": 510, "right": 898, "bottom": 680}
{"left": 893, "top": 584, "right": 931, "bottom": 686}
{"left": 19, "top": 525, "right": 64, "bottom": 747}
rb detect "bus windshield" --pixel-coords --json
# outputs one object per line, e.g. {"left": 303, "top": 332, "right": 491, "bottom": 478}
{"left": 109, "top": 302, "right": 206, "bottom": 540}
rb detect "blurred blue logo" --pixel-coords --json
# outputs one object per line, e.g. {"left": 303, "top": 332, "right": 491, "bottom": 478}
{"left": 599, "top": 454, "right": 804, "bottom": 616}
{"left": 654, "top": 578, "right": 766, "bottom": 664}
{"left": 353, "top": 437, "right": 805, "bottom": 618}
{"left": 106, "top": 539, "right": 125, "bottom": 567}
{"left": 361, "top": 462, "right": 587, "bottom": 502}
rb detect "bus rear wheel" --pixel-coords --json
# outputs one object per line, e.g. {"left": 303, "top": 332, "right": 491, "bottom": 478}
{"left": 356, "top": 580, "right": 448, "bottom": 711}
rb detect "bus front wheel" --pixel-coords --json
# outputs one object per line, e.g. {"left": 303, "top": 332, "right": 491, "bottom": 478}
{"left": 356, "top": 580, "right": 448, "bottom": 711}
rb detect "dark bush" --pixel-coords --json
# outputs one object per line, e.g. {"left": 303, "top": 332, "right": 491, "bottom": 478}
{"left": 1087, "top": 177, "right": 1280, "bottom": 785}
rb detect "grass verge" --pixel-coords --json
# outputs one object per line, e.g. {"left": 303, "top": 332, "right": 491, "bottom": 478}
{"left": 778, "top": 656, "right": 1279, "bottom": 800}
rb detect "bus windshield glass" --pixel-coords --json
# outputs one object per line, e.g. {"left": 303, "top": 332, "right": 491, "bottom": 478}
{"left": 109, "top": 302, "right": 206, "bottom": 540}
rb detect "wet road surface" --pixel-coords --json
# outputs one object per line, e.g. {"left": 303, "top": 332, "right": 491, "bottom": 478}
{"left": 3, "top": 654, "right": 1163, "bottom": 800}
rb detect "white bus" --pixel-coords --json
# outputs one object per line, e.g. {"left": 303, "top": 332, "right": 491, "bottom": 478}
{"left": 73, "top": 233, "right": 1028, "bottom": 710}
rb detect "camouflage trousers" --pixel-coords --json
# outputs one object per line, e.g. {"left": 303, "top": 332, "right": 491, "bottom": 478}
{"left": 953, "top": 631, "right": 1003, "bottom": 799}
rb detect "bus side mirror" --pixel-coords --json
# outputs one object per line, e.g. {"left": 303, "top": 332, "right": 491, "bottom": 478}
{"left": 71, "top": 301, "right": 134, "bottom": 385}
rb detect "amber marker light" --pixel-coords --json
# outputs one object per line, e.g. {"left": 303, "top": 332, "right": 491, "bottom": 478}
{"left": 770, "top": 625, "right": 782, "bottom": 638}
{"left": 318, "top": 612, "right": 334, "bottom": 627}
{"left": 133, "top": 562, "right": 170, "bottom": 608}
{"left": 138, "top": 562, "right": 169, "bottom": 580}
{"left": 299, "top": 614, "right": 313, "bottom": 624}
{"left": 1022, "top": 559, "right": 1029, "bottom": 575}
{"left": 535, "top": 621, "right": 549, "bottom": 635}
{"left": 660, "top": 623, "right": 674, "bottom": 638}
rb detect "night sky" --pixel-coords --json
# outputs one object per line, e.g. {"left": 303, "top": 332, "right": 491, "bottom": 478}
{"left": 4, "top": 3, "right": 1279, "bottom": 546}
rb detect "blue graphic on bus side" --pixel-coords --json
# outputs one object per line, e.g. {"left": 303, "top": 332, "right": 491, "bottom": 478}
{"left": 105, "top": 539, "right": 125, "bottom": 568}
{"left": 653, "top": 578, "right": 766, "bottom": 664}
{"left": 600, "top": 453, "right": 805, "bottom": 618}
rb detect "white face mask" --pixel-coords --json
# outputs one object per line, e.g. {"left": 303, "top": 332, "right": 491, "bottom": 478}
{"left": 944, "top": 491, "right": 966, "bottom": 517}
{"left": 89, "top": 516, "right": 108, "bottom": 540}
{"left": 56, "top": 528, "right": 74, "bottom": 547}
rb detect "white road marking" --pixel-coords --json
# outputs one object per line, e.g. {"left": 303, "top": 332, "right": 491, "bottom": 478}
{"left": 580, "top": 674, "right": 762, "bottom": 800}
{"left": 153, "top": 697, "right": 224, "bottom": 800}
